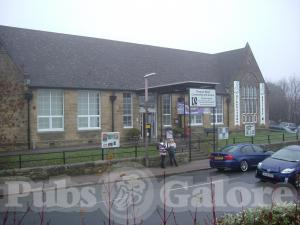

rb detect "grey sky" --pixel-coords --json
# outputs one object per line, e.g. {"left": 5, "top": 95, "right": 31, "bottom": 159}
{"left": 0, "top": 0, "right": 299, "bottom": 82}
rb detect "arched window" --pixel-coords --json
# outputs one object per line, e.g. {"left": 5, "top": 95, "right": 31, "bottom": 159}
{"left": 241, "top": 86, "right": 257, "bottom": 123}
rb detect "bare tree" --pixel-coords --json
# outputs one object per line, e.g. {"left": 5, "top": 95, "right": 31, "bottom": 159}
{"left": 267, "top": 81, "right": 288, "bottom": 122}
{"left": 278, "top": 75, "right": 300, "bottom": 124}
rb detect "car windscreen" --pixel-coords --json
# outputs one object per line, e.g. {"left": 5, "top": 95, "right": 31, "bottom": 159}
{"left": 220, "top": 145, "right": 240, "bottom": 153}
{"left": 271, "top": 148, "right": 300, "bottom": 162}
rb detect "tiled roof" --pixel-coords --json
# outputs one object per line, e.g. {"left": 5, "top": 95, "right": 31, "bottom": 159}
{"left": 0, "top": 25, "right": 247, "bottom": 92}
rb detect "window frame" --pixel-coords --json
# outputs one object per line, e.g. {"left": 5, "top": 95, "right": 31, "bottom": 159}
{"left": 123, "top": 92, "right": 133, "bottom": 128}
{"left": 191, "top": 114, "right": 203, "bottom": 126}
{"left": 211, "top": 95, "right": 224, "bottom": 125}
{"left": 77, "top": 91, "right": 101, "bottom": 131}
{"left": 37, "top": 89, "right": 64, "bottom": 132}
{"left": 241, "top": 86, "right": 258, "bottom": 124}
{"left": 162, "top": 94, "right": 172, "bottom": 127}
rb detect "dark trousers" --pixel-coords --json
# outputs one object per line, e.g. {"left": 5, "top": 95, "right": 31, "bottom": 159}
{"left": 169, "top": 152, "right": 178, "bottom": 166}
{"left": 160, "top": 155, "right": 166, "bottom": 168}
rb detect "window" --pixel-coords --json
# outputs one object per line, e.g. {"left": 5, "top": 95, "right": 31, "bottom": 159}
{"left": 191, "top": 114, "right": 203, "bottom": 126}
{"left": 240, "top": 145, "right": 254, "bottom": 154}
{"left": 37, "top": 89, "right": 64, "bottom": 131}
{"left": 252, "top": 145, "right": 264, "bottom": 153}
{"left": 77, "top": 91, "right": 100, "bottom": 130}
{"left": 123, "top": 93, "right": 133, "bottom": 128}
{"left": 211, "top": 95, "right": 223, "bottom": 124}
{"left": 241, "top": 86, "right": 257, "bottom": 123}
{"left": 162, "top": 94, "right": 171, "bottom": 126}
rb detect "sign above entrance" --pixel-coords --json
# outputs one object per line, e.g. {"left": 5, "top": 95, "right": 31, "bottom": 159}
{"left": 189, "top": 89, "right": 216, "bottom": 107}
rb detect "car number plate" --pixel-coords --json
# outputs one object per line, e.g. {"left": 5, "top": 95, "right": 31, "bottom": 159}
{"left": 214, "top": 156, "right": 223, "bottom": 160}
{"left": 262, "top": 172, "right": 274, "bottom": 178}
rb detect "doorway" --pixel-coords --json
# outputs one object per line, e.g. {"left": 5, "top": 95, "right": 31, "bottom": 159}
{"left": 140, "top": 112, "right": 157, "bottom": 139}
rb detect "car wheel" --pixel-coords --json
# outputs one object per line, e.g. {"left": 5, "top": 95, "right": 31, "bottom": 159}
{"left": 240, "top": 160, "right": 248, "bottom": 172}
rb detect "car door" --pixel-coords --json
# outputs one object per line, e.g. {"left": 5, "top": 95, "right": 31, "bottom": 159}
{"left": 252, "top": 145, "right": 267, "bottom": 163}
{"left": 240, "top": 145, "right": 256, "bottom": 166}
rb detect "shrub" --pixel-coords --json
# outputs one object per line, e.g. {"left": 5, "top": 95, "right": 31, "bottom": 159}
{"left": 217, "top": 203, "right": 300, "bottom": 225}
{"left": 173, "top": 127, "right": 184, "bottom": 137}
{"left": 126, "top": 128, "right": 141, "bottom": 140}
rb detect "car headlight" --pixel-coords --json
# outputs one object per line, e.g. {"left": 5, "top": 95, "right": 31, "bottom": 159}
{"left": 281, "top": 168, "right": 295, "bottom": 174}
{"left": 257, "top": 162, "right": 262, "bottom": 169}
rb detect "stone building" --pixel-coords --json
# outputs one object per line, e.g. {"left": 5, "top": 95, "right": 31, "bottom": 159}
{"left": 0, "top": 25, "right": 268, "bottom": 151}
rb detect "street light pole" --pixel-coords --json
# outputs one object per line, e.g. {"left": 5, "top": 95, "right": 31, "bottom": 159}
{"left": 144, "top": 72, "right": 156, "bottom": 167}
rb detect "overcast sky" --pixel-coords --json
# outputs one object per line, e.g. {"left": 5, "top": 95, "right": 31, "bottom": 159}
{"left": 0, "top": 0, "right": 299, "bottom": 82}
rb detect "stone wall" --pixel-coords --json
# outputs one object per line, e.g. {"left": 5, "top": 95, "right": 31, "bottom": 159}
{"left": 0, "top": 46, "right": 28, "bottom": 151}
{"left": 30, "top": 89, "right": 140, "bottom": 149}
{"left": 0, "top": 152, "right": 189, "bottom": 180}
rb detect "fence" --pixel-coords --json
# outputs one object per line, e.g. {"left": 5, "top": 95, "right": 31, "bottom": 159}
{"left": 0, "top": 132, "right": 299, "bottom": 170}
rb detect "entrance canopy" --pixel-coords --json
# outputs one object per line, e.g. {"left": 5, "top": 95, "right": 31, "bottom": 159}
{"left": 136, "top": 81, "right": 219, "bottom": 94}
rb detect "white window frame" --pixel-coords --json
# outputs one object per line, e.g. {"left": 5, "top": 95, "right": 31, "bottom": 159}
{"left": 191, "top": 114, "right": 203, "bottom": 126}
{"left": 37, "top": 89, "right": 64, "bottom": 132}
{"left": 211, "top": 95, "right": 224, "bottom": 125}
{"left": 241, "top": 86, "right": 257, "bottom": 124}
{"left": 162, "top": 94, "right": 172, "bottom": 127}
{"left": 77, "top": 91, "right": 101, "bottom": 130}
{"left": 123, "top": 93, "right": 133, "bottom": 128}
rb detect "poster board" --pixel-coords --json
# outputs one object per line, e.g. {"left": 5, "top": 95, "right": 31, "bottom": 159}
{"left": 245, "top": 124, "right": 255, "bottom": 137}
{"left": 101, "top": 132, "right": 120, "bottom": 148}
{"left": 189, "top": 89, "right": 216, "bottom": 107}
{"left": 218, "top": 127, "right": 229, "bottom": 140}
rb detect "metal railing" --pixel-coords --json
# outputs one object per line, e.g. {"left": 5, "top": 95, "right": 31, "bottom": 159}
{"left": 0, "top": 132, "right": 299, "bottom": 170}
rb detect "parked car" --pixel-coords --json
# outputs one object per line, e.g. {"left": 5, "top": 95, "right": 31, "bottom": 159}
{"left": 210, "top": 144, "right": 273, "bottom": 172}
{"left": 279, "top": 122, "right": 297, "bottom": 131}
{"left": 256, "top": 145, "right": 300, "bottom": 188}
{"left": 269, "top": 124, "right": 297, "bottom": 133}
{"left": 297, "top": 125, "right": 300, "bottom": 133}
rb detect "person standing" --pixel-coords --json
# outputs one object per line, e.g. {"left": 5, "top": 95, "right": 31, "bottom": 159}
{"left": 167, "top": 139, "right": 178, "bottom": 167}
{"left": 158, "top": 139, "right": 167, "bottom": 168}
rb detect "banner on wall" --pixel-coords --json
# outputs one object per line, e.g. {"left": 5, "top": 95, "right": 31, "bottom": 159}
{"left": 233, "top": 81, "right": 240, "bottom": 126}
{"left": 260, "top": 83, "right": 266, "bottom": 125}
{"left": 176, "top": 102, "right": 204, "bottom": 115}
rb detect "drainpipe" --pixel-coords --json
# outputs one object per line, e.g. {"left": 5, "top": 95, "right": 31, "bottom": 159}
{"left": 109, "top": 93, "right": 117, "bottom": 132}
{"left": 24, "top": 90, "right": 33, "bottom": 150}
{"left": 225, "top": 87, "right": 231, "bottom": 128}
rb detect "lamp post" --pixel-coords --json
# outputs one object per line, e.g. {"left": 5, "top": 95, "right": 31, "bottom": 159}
{"left": 144, "top": 72, "right": 156, "bottom": 167}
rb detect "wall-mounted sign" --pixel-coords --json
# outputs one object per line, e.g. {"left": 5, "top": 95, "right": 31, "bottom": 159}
{"left": 176, "top": 102, "right": 204, "bottom": 115}
{"left": 101, "top": 132, "right": 120, "bottom": 148}
{"left": 245, "top": 124, "right": 255, "bottom": 136}
{"left": 234, "top": 81, "right": 240, "bottom": 126}
{"left": 260, "top": 83, "right": 266, "bottom": 125}
{"left": 218, "top": 127, "right": 229, "bottom": 140}
{"left": 189, "top": 89, "right": 216, "bottom": 107}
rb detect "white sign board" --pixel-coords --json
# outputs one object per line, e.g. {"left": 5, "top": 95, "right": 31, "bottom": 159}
{"left": 189, "top": 89, "right": 216, "bottom": 107}
{"left": 101, "top": 132, "right": 120, "bottom": 148}
{"left": 245, "top": 124, "right": 255, "bottom": 136}
{"left": 233, "top": 81, "right": 241, "bottom": 126}
{"left": 260, "top": 83, "right": 266, "bottom": 125}
{"left": 218, "top": 127, "right": 229, "bottom": 140}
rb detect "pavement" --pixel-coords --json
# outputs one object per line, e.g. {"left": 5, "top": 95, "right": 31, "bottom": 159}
{"left": 0, "top": 158, "right": 211, "bottom": 195}
{"left": 58, "top": 158, "right": 211, "bottom": 189}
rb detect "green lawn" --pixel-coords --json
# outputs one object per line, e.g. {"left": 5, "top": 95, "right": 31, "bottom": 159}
{"left": 215, "top": 129, "right": 299, "bottom": 150}
{"left": 0, "top": 129, "right": 298, "bottom": 170}
{"left": 0, "top": 145, "right": 159, "bottom": 170}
